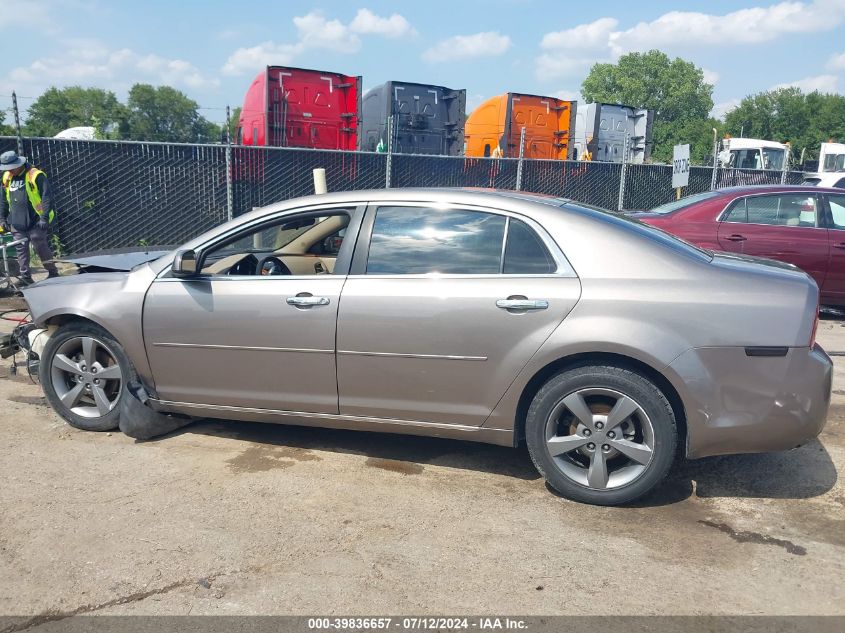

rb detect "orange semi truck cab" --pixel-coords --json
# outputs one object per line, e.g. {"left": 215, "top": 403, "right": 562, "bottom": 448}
{"left": 464, "top": 93, "right": 576, "bottom": 159}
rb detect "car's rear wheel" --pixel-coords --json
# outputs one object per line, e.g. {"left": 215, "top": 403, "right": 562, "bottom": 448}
{"left": 525, "top": 365, "right": 677, "bottom": 506}
{"left": 40, "top": 322, "right": 133, "bottom": 431}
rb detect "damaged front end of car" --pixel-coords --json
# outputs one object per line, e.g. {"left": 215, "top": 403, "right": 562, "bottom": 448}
{"left": 0, "top": 318, "right": 53, "bottom": 379}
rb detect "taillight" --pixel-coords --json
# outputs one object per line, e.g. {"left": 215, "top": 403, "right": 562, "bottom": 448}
{"left": 809, "top": 304, "right": 820, "bottom": 347}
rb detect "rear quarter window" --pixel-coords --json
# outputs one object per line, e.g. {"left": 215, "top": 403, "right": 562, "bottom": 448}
{"left": 722, "top": 199, "right": 748, "bottom": 223}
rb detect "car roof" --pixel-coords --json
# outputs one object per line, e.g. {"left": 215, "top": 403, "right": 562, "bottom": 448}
{"left": 811, "top": 173, "right": 845, "bottom": 185}
{"left": 253, "top": 187, "right": 582, "bottom": 214}
{"left": 709, "top": 184, "right": 845, "bottom": 196}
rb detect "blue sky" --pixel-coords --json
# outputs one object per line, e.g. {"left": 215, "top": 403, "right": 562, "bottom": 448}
{"left": 2, "top": 0, "right": 844, "bottom": 125}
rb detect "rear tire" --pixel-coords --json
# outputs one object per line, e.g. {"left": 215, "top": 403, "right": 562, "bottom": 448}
{"left": 525, "top": 365, "right": 677, "bottom": 506}
{"left": 40, "top": 322, "right": 134, "bottom": 431}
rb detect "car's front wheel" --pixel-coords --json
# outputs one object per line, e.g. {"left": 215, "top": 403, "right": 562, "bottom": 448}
{"left": 40, "top": 322, "right": 133, "bottom": 431}
{"left": 525, "top": 365, "right": 677, "bottom": 506}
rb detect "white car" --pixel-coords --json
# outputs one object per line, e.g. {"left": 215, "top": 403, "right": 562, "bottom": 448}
{"left": 803, "top": 172, "right": 845, "bottom": 188}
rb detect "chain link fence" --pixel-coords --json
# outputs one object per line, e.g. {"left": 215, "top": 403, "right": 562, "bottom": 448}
{"left": 231, "top": 147, "right": 386, "bottom": 216}
{"left": 1, "top": 136, "right": 228, "bottom": 254}
{"left": 522, "top": 159, "right": 623, "bottom": 210}
{"left": 391, "top": 154, "right": 519, "bottom": 190}
{"left": 0, "top": 135, "right": 810, "bottom": 253}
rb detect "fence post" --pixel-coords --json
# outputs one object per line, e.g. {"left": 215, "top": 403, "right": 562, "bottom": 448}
{"left": 385, "top": 114, "right": 393, "bottom": 189}
{"left": 515, "top": 127, "right": 526, "bottom": 191}
{"left": 780, "top": 146, "right": 789, "bottom": 184}
{"left": 710, "top": 130, "right": 719, "bottom": 191}
{"left": 225, "top": 105, "right": 233, "bottom": 221}
{"left": 616, "top": 132, "right": 629, "bottom": 211}
{"left": 11, "top": 91, "right": 23, "bottom": 155}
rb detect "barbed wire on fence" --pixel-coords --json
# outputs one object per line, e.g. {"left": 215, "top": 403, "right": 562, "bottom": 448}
{"left": 0, "top": 135, "right": 810, "bottom": 253}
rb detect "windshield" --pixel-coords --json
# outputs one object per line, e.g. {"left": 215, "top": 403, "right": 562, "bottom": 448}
{"left": 647, "top": 191, "right": 721, "bottom": 215}
{"left": 221, "top": 217, "right": 325, "bottom": 254}
{"left": 762, "top": 148, "right": 785, "bottom": 170}
{"left": 824, "top": 154, "right": 845, "bottom": 172}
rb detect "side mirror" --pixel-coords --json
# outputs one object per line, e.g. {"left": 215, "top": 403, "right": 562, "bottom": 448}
{"left": 171, "top": 249, "right": 199, "bottom": 277}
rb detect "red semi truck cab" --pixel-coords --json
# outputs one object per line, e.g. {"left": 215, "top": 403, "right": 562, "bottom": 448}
{"left": 237, "top": 66, "right": 362, "bottom": 150}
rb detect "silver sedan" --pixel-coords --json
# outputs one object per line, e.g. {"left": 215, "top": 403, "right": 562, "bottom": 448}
{"left": 22, "top": 189, "right": 832, "bottom": 505}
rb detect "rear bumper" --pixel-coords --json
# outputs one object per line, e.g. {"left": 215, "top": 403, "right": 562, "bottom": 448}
{"left": 669, "top": 344, "right": 832, "bottom": 459}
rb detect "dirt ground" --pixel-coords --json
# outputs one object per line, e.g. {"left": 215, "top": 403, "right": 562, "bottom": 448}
{"left": 0, "top": 294, "right": 843, "bottom": 621}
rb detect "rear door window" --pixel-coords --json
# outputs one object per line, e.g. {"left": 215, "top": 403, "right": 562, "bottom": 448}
{"left": 741, "top": 195, "right": 819, "bottom": 227}
{"left": 366, "top": 207, "right": 506, "bottom": 274}
{"left": 364, "top": 207, "right": 561, "bottom": 275}
{"left": 722, "top": 199, "right": 748, "bottom": 223}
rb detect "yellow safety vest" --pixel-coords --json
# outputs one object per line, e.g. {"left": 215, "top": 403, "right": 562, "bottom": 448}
{"left": 2, "top": 167, "right": 55, "bottom": 223}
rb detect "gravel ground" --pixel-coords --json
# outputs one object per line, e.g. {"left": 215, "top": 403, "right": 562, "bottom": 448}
{"left": 0, "top": 295, "right": 843, "bottom": 621}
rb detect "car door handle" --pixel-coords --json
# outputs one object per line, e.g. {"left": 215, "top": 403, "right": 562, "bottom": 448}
{"left": 725, "top": 234, "right": 747, "bottom": 242}
{"left": 835, "top": 243, "right": 845, "bottom": 250}
{"left": 286, "top": 296, "right": 330, "bottom": 307}
{"left": 496, "top": 299, "right": 549, "bottom": 311}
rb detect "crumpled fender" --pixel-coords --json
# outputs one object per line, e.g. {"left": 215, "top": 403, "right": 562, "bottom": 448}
{"left": 119, "top": 382, "right": 195, "bottom": 440}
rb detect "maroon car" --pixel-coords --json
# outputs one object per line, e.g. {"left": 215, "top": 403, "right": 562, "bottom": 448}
{"left": 634, "top": 185, "right": 845, "bottom": 306}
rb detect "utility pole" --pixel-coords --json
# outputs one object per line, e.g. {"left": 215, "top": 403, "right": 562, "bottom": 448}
{"left": 11, "top": 91, "right": 23, "bottom": 155}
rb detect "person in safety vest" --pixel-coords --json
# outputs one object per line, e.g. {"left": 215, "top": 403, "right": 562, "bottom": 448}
{"left": 0, "top": 151, "right": 59, "bottom": 285}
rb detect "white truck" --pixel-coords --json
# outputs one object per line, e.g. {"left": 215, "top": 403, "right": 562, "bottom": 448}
{"left": 805, "top": 142, "right": 845, "bottom": 177}
{"left": 717, "top": 137, "right": 789, "bottom": 170}
{"left": 53, "top": 127, "right": 96, "bottom": 140}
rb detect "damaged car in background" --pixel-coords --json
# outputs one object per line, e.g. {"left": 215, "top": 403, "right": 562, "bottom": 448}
{"left": 10, "top": 188, "right": 832, "bottom": 506}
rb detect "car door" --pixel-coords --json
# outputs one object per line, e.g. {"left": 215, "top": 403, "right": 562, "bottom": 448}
{"left": 335, "top": 203, "right": 581, "bottom": 427}
{"left": 716, "top": 193, "right": 829, "bottom": 287}
{"left": 142, "top": 205, "right": 362, "bottom": 412}
{"left": 821, "top": 193, "right": 845, "bottom": 303}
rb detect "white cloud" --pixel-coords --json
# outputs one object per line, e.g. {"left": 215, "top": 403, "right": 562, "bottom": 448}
{"left": 423, "top": 31, "right": 512, "bottom": 63}
{"left": 466, "top": 93, "right": 487, "bottom": 112}
{"left": 0, "top": 2, "right": 50, "bottom": 31}
{"left": 827, "top": 52, "right": 845, "bottom": 71}
{"left": 711, "top": 98, "right": 741, "bottom": 119}
{"left": 610, "top": 1, "right": 845, "bottom": 54}
{"left": 221, "top": 42, "right": 301, "bottom": 76}
{"left": 350, "top": 8, "right": 415, "bottom": 38}
{"left": 772, "top": 74, "right": 839, "bottom": 92}
{"left": 536, "top": 1, "right": 845, "bottom": 80}
{"left": 535, "top": 54, "right": 597, "bottom": 79}
{"left": 553, "top": 89, "right": 580, "bottom": 102}
{"left": 293, "top": 12, "right": 361, "bottom": 52}
{"left": 540, "top": 18, "right": 618, "bottom": 51}
{"left": 222, "top": 9, "right": 414, "bottom": 75}
{"left": 702, "top": 68, "right": 719, "bottom": 85}
{"left": 5, "top": 39, "right": 218, "bottom": 93}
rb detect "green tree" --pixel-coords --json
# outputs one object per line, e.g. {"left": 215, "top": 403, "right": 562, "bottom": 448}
{"left": 23, "top": 86, "right": 127, "bottom": 137}
{"left": 227, "top": 106, "right": 242, "bottom": 143}
{"left": 0, "top": 110, "right": 14, "bottom": 136}
{"left": 126, "top": 84, "right": 219, "bottom": 143}
{"left": 581, "top": 50, "right": 714, "bottom": 163}
{"left": 724, "top": 88, "right": 845, "bottom": 164}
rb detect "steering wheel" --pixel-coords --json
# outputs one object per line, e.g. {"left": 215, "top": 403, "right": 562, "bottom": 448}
{"left": 255, "top": 255, "right": 291, "bottom": 276}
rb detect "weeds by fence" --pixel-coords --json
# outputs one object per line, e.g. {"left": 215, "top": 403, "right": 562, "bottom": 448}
{"left": 0, "top": 136, "right": 805, "bottom": 253}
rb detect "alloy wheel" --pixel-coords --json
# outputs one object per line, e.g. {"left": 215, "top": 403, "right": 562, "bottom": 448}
{"left": 50, "top": 336, "right": 124, "bottom": 419}
{"left": 544, "top": 387, "right": 655, "bottom": 490}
